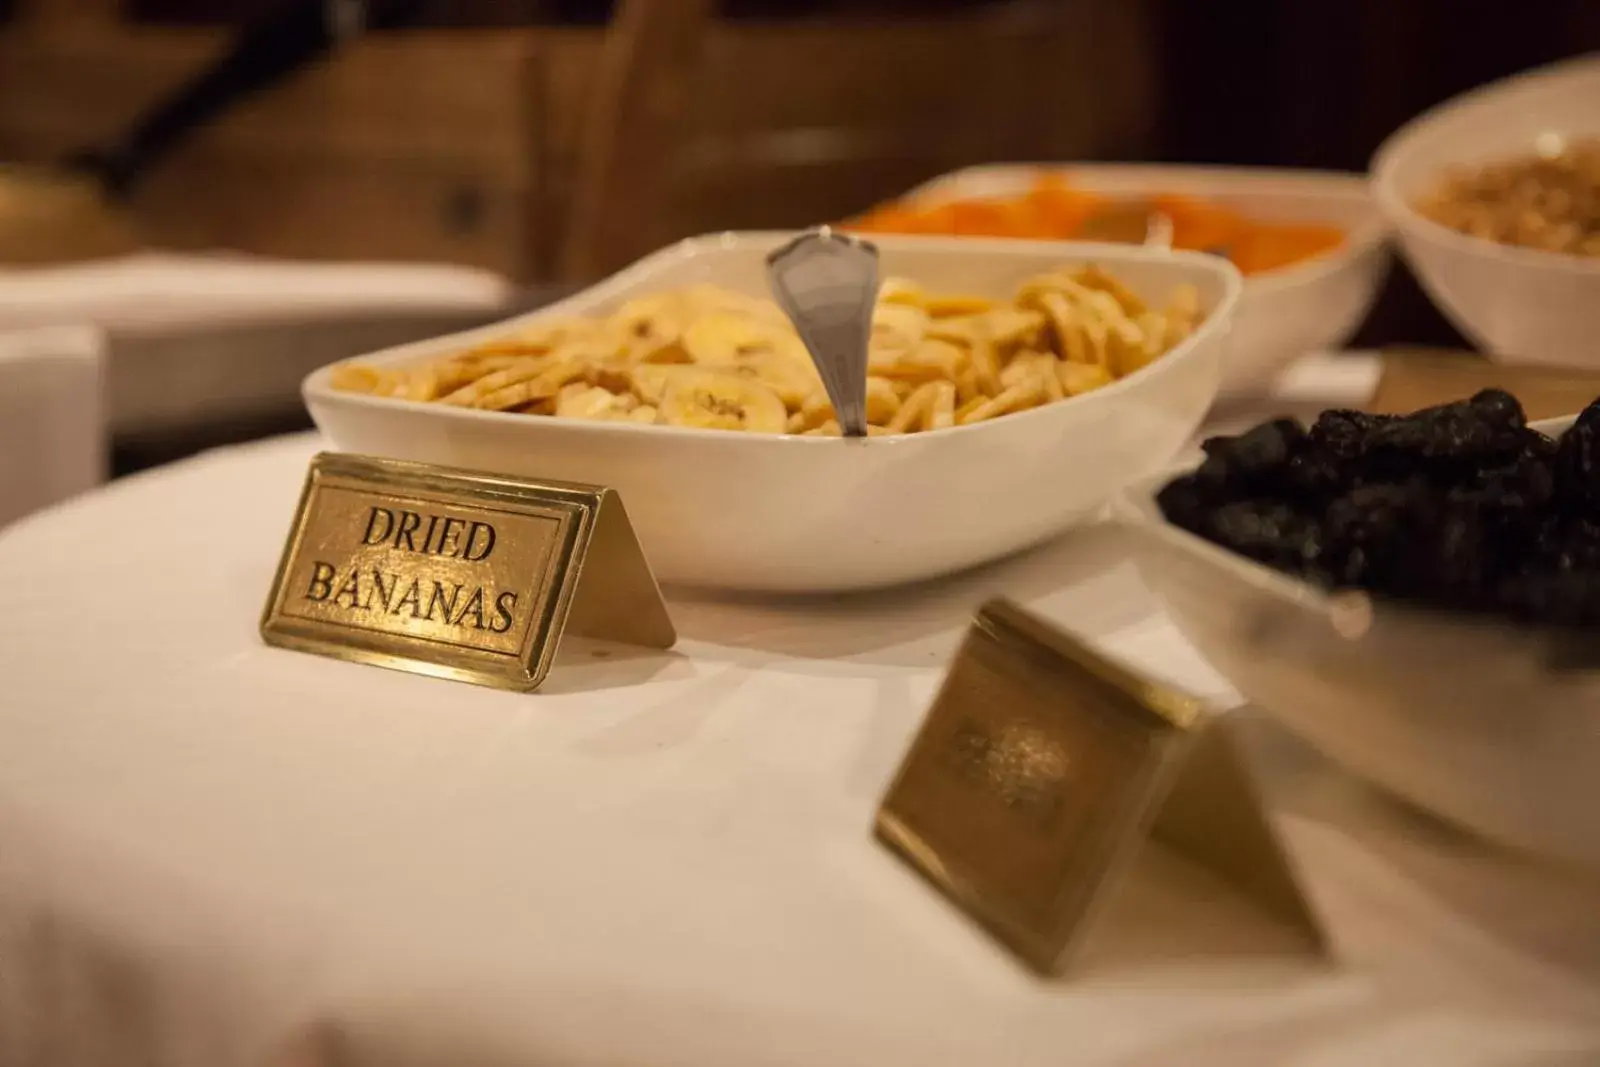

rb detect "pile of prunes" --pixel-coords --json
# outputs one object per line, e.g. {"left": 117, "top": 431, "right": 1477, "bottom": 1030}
{"left": 1157, "top": 389, "right": 1600, "bottom": 626}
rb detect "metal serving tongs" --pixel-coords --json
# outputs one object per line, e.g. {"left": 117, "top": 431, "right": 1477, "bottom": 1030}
{"left": 765, "top": 227, "right": 879, "bottom": 437}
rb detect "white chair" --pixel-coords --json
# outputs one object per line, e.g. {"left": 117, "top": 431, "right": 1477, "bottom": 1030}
{"left": 0, "top": 325, "right": 107, "bottom": 529}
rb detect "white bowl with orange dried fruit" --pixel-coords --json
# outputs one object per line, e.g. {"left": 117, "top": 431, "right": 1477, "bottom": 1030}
{"left": 305, "top": 232, "right": 1240, "bottom": 592}
{"left": 845, "top": 164, "right": 1391, "bottom": 394}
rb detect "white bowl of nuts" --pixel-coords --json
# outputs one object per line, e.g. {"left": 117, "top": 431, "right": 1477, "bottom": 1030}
{"left": 1372, "top": 55, "right": 1600, "bottom": 369}
{"left": 305, "top": 232, "right": 1240, "bottom": 592}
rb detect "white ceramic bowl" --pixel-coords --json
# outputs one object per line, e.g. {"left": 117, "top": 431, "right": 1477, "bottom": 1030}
{"left": 1116, "top": 417, "right": 1600, "bottom": 875}
{"left": 305, "top": 232, "right": 1240, "bottom": 592}
{"left": 887, "top": 164, "right": 1390, "bottom": 394}
{"left": 1371, "top": 56, "right": 1600, "bottom": 369}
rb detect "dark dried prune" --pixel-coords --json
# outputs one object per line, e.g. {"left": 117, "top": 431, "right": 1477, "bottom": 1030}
{"left": 1553, "top": 399, "right": 1600, "bottom": 514}
{"left": 1531, "top": 515, "right": 1600, "bottom": 573}
{"left": 1447, "top": 450, "right": 1555, "bottom": 511}
{"left": 1155, "top": 474, "right": 1214, "bottom": 534}
{"left": 1283, "top": 450, "right": 1348, "bottom": 501}
{"left": 1325, "top": 486, "right": 1492, "bottom": 603}
{"left": 1204, "top": 500, "right": 1323, "bottom": 572}
{"left": 1195, "top": 419, "right": 1305, "bottom": 493}
{"left": 1497, "top": 569, "right": 1600, "bottom": 627}
{"left": 1467, "top": 387, "right": 1528, "bottom": 430}
{"left": 1154, "top": 390, "right": 1600, "bottom": 629}
{"left": 1309, "top": 408, "right": 1390, "bottom": 463}
{"left": 1522, "top": 430, "right": 1560, "bottom": 460}
{"left": 1365, "top": 391, "right": 1529, "bottom": 464}
{"left": 1422, "top": 508, "right": 1495, "bottom": 606}
{"left": 1322, "top": 483, "right": 1436, "bottom": 588}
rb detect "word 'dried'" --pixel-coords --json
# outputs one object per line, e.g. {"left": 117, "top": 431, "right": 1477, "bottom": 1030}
{"left": 282, "top": 492, "right": 559, "bottom": 656}
{"left": 261, "top": 454, "right": 675, "bottom": 691}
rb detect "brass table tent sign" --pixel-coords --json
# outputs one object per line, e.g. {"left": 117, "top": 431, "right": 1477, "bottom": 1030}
{"left": 262, "top": 453, "right": 676, "bottom": 691}
{"left": 876, "top": 597, "right": 1324, "bottom": 975}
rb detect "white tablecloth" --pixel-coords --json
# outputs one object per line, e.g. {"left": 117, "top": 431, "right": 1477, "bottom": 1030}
{"left": 1, "top": 422, "right": 1596, "bottom": 1066}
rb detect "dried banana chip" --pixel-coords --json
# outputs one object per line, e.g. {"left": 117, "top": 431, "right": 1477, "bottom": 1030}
{"left": 1074, "top": 264, "right": 1147, "bottom": 317}
{"left": 958, "top": 381, "right": 1042, "bottom": 425}
{"left": 556, "top": 385, "right": 636, "bottom": 421}
{"left": 887, "top": 382, "right": 939, "bottom": 434}
{"left": 969, "top": 335, "right": 1003, "bottom": 396}
{"left": 658, "top": 369, "right": 787, "bottom": 434}
{"left": 923, "top": 293, "right": 999, "bottom": 318}
{"left": 878, "top": 277, "right": 927, "bottom": 307}
{"left": 474, "top": 361, "right": 586, "bottom": 412}
{"left": 439, "top": 358, "right": 549, "bottom": 406}
{"left": 1039, "top": 293, "right": 1089, "bottom": 364}
{"left": 870, "top": 337, "right": 967, "bottom": 382}
{"left": 330, "top": 363, "right": 384, "bottom": 394}
{"left": 954, "top": 363, "right": 982, "bottom": 405}
{"left": 802, "top": 378, "right": 901, "bottom": 427}
{"left": 978, "top": 308, "right": 1047, "bottom": 349}
{"left": 360, "top": 270, "right": 1202, "bottom": 436}
{"left": 929, "top": 381, "right": 957, "bottom": 430}
{"left": 870, "top": 302, "right": 929, "bottom": 353}
{"left": 721, "top": 351, "right": 822, "bottom": 409}
{"left": 1058, "top": 361, "right": 1115, "bottom": 396}
{"left": 684, "top": 311, "right": 800, "bottom": 365}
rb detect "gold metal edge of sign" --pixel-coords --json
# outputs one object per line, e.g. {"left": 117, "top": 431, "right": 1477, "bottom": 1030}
{"left": 876, "top": 740, "right": 1195, "bottom": 975}
{"left": 259, "top": 455, "right": 325, "bottom": 639}
{"left": 967, "top": 600, "right": 1218, "bottom": 969}
{"left": 310, "top": 451, "right": 608, "bottom": 510}
{"left": 255, "top": 625, "right": 541, "bottom": 691}
{"left": 260, "top": 452, "right": 603, "bottom": 692}
{"left": 600, "top": 488, "right": 678, "bottom": 648}
{"left": 523, "top": 488, "right": 598, "bottom": 689}
{"left": 873, "top": 596, "right": 1216, "bottom": 975}
{"left": 873, "top": 810, "right": 1058, "bottom": 975}
{"left": 562, "top": 488, "right": 679, "bottom": 650}
{"left": 873, "top": 805, "right": 1096, "bottom": 976}
{"left": 1032, "top": 733, "right": 1194, "bottom": 971}
{"left": 974, "top": 597, "right": 1204, "bottom": 732}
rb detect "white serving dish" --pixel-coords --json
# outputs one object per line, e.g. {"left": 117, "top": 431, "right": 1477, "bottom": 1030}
{"left": 305, "top": 232, "right": 1240, "bottom": 592}
{"left": 888, "top": 163, "right": 1391, "bottom": 394}
{"left": 1371, "top": 55, "right": 1600, "bottom": 369}
{"left": 1116, "top": 416, "right": 1600, "bottom": 875}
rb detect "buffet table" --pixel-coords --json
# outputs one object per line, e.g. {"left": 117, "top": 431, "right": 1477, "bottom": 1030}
{"left": 2, "top": 427, "right": 1597, "bottom": 1067}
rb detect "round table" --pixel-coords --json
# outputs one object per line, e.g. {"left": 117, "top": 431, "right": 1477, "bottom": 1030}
{"left": 2, "top": 433, "right": 1598, "bottom": 1067}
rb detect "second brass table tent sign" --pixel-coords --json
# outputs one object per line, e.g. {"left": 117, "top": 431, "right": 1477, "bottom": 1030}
{"left": 262, "top": 453, "right": 676, "bottom": 691}
{"left": 876, "top": 597, "right": 1326, "bottom": 976}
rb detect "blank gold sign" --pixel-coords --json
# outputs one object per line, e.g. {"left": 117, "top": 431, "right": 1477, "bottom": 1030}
{"left": 876, "top": 598, "right": 1323, "bottom": 975}
{"left": 261, "top": 453, "right": 676, "bottom": 691}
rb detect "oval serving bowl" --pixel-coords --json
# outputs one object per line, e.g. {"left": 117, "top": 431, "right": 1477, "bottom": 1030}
{"left": 1115, "top": 416, "right": 1600, "bottom": 875}
{"left": 867, "top": 163, "right": 1390, "bottom": 395}
{"left": 1371, "top": 55, "right": 1600, "bottom": 369}
{"left": 305, "top": 232, "right": 1241, "bottom": 593}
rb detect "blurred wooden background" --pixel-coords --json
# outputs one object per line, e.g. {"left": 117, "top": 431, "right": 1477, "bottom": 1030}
{"left": 1, "top": 0, "right": 1596, "bottom": 344}
{"left": 0, "top": 0, "right": 1157, "bottom": 283}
